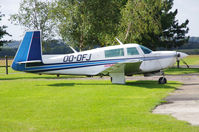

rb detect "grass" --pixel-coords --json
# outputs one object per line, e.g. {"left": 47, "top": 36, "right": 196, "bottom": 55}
{"left": 178, "top": 55, "right": 199, "bottom": 66}
{"left": 0, "top": 59, "right": 13, "bottom": 67}
{"left": 165, "top": 68, "right": 199, "bottom": 75}
{"left": 165, "top": 55, "right": 199, "bottom": 75}
{"left": 0, "top": 73, "right": 199, "bottom": 131}
{"left": 0, "top": 67, "right": 18, "bottom": 74}
{"left": 0, "top": 67, "right": 86, "bottom": 79}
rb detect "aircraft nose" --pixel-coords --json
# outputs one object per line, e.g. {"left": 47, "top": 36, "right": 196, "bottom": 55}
{"left": 177, "top": 52, "right": 188, "bottom": 60}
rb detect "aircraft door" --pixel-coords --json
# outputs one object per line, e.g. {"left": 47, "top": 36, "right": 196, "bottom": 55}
{"left": 124, "top": 47, "right": 143, "bottom": 75}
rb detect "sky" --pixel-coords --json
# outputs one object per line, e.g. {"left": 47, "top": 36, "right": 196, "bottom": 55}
{"left": 0, "top": 0, "right": 199, "bottom": 40}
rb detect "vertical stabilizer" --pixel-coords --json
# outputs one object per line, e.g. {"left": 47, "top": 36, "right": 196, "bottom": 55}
{"left": 12, "top": 31, "right": 42, "bottom": 71}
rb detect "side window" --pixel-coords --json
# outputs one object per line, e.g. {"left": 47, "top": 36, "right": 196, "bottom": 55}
{"left": 105, "top": 48, "right": 124, "bottom": 58}
{"left": 127, "top": 47, "right": 139, "bottom": 55}
{"left": 140, "top": 45, "right": 152, "bottom": 54}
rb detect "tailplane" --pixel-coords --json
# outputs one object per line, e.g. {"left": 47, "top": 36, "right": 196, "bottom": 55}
{"left": 12, "top": 31, "right": 42, "bottom": 71}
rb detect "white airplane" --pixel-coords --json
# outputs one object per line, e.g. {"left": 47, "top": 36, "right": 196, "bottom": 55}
{"left": 12, "top": 31, "right": 188, "bottom": 84}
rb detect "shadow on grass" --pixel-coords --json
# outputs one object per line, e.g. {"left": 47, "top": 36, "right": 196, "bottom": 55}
{"left": 0, "top": 76, "right": 86, "bottom": 81}
{"left": 48, "top": 80, "right": 179, "bottom": 89}
{"left": 126, "top": 81, "right": 179, "bottom": 89}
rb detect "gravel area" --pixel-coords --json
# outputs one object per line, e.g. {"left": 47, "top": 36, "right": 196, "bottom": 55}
{"left": 150, "top": 75, "right": 199, "bottom": 126}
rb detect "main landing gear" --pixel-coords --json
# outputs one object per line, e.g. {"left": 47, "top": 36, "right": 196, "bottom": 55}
{"left": 158, "top": 77, "right": 167, "bottom": 84}
{"left": 158, "top": 71, "right": 167, "bottom": 84}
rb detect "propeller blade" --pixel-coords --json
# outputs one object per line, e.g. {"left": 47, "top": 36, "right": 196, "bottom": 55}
{"left": 181, "top": 59, "right": 190, "bottom": 68}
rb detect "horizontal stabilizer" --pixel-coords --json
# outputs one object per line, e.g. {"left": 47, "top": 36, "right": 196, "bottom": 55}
{"left": 18, "top": 60, "right": 42, "bottom": 64}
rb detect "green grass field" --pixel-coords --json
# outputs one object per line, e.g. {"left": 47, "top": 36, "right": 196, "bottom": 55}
{"left": 0, "top": 59, "right": 13, "bottom": 67}
{"left": 178, "top": 55, "right": 199, "bottom": 66}
{"left": 164, "top": 55, "right": 199, "bottom": 75}
{"left": 165, "top": 68, "right": 199, "bottom": 75}
{"left": 1, "top": 73, "right": 199, "bottom": 131}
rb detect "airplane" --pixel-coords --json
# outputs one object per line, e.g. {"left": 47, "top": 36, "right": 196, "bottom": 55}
{"left": 12, "top": 31, "right": 188, "bottom": 84}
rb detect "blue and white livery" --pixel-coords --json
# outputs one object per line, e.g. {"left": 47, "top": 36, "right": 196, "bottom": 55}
{"left": 12, "top": 31, "right": 188, "bottom": 84}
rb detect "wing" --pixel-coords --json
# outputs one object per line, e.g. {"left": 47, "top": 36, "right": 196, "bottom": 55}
{"left": 101, "top": 59, "right": 142, "bottom": 75}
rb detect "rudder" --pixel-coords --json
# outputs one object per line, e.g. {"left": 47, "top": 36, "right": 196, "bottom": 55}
{"left": 12, "top": 31, "right": 42, "bottom": 71}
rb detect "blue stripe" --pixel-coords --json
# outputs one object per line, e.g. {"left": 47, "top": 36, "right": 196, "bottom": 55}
{"left": 25, "top": 55, "right": 175, "bottom": 73}
{"left": 27, "top": 58, "right": 123, "bottom": 71}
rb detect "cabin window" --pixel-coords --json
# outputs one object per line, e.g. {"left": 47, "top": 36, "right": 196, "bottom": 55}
{"left": 140, "top": 45, "right": 152, "bottom": 54}
{"left": 105, "top": 48, "right": 124, "bottom": 58}
{"left": 127, "top": 47, "right": 139, "bottom": 55}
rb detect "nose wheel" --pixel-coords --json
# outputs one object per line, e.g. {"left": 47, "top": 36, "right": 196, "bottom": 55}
{"left": 158, "top": 77, "right": 167, "bottom": 84}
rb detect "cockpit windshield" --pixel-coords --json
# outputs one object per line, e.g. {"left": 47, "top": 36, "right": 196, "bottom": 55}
{"left": 140, "top": 45, "right": 152, "bottom": 54}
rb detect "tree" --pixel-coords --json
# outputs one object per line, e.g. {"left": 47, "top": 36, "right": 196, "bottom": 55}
{"left": 0, "top": 11, "right": 10, "bottom": 50}
{"left": 52, "top": 0, "right": 126, "bottom": 51}
{"left": 160, "top": 0, "right": 189, "bottom": 49}
{"left": 119, "top": 0, "right": 189, "bottom": 50}
{"left": 10, "top": 0, "right": 55, "bottom": 40}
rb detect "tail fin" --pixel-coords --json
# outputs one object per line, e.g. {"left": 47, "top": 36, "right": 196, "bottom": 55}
{"left": 12, "top": 31, "right": 42, "bottom": 71}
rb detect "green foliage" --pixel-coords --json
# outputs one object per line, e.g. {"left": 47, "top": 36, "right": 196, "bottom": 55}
{"left": 0, "top": 48, "right": 17, "bottom": 57}
{"left": 120, "top": 0, "right": 162, "bottom": 49}
{"left": 10, "top": 0, "right": 55, "bottom": 40}
{"left": 52, "top": 0, "right": 126, "bottom": 50}
{"left": 119, "top": 0, "right": 189, "bottom": 50}
{"left": 0, "top": 11, "right": 10, "bottom": 50}
{"left": 42, "top": 40, "right": 74, "bottom": 54}
{"left": 9, "top": 0, "right": 189, "bottom": 51}
{"left": 160, "top": 0, "right": 189, "bottom": 49}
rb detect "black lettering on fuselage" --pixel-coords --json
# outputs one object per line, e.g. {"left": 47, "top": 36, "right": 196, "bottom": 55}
{"left": 86, "top": 54, "right": 92, "bottom": 61}
{"left": 63, "top": 56, "right": 69, "bottom": 62}
{"left": 69, "top": 55, "right": 74, "bottom": 62}
{"left": 82, "top": 54, "right": 87, "bottom": 60}
{"left": 77, "top": 54, "right": 83, "bottom": 61}
{"left": 63, "top": 54, "right": 92, "bottom": 63}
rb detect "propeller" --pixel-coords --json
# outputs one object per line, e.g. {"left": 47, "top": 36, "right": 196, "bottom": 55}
{"left": 176, "top": 52, "right": 189, "bottom": 68}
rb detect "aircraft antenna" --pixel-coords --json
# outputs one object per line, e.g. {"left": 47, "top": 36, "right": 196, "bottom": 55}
{"left": 70, "top": 46, "right": 78, "bottom": 53}
{"left": 115, "top": 38, "right": 124, "bottom": 45}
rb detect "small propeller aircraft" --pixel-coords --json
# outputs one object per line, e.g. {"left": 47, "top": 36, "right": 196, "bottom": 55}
{"left": 12, "top": 31, "right": 188, "bottom": 84}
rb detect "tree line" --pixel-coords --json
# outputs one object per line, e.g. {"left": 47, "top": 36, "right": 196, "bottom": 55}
{"left": 2, "top": 0, "right": 190, "bottom": 51}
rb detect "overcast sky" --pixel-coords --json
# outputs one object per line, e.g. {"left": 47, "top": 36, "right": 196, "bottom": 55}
{"left": 1, "top": 0, "right": 199, "bottom": 40}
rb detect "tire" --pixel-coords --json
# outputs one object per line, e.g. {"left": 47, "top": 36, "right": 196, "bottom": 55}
{"left": 158, "top": 77, "right": 167, "bottom": 84}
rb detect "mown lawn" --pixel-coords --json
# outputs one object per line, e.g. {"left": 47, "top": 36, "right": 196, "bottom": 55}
{"left": 0, "top": 59, "right": 13, "bottom": 67}
{"left": 165, "top": 55, "right": 199, "bottom": 75}
{"left": 0, "top": 73, "right": 199, "bottom": 131}
{"left": 165, "top": 68, "right": 199, "bottom": 75}
{"left": 179, "top": 55, "right": 199, "bottom": 65}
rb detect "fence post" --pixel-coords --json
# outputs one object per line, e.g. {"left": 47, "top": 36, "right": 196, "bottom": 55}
{"left": 5, "top": 56, "right": 8, "bottom": 74}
